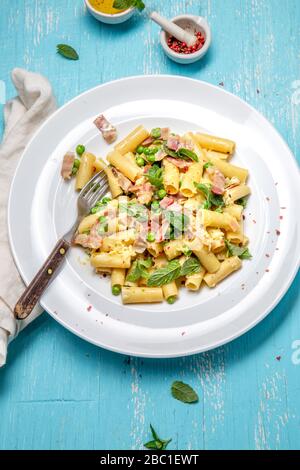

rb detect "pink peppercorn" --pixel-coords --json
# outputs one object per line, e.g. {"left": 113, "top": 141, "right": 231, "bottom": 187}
{"left": 167, "top": 30, "right": 206, "bottom": 55}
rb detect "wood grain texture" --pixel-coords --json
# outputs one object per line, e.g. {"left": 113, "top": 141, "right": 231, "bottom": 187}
{"left": 0, "top": 0, "right": 299, "bottom": 450}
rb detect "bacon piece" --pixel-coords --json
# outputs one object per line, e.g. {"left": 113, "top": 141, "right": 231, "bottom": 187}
{"left": 155, "top": 148, "right": 167, "bottom": 161}
{"left": 74, "top": 232, "right": 102, "bottom": 250}
{"left": 166, "top": 157, "right": 192, "bottom": 170}
{"left": 211, "top": 169, "right": 225, "bottom": 195}
{"left": 141, "top": 136, "right": 154, "bottom": 147}
{"left": 167, "top": 135, "right": 181, "bottom": 151}
{"left": 111, "top": 167, "right": 132, "bottom": 193}
{"left": 161, "top": 128, "right": 170, "bottom": 140}
{"left": 61, "top": 152, "right": 75, "bottom": 180}
{"left": 133, "top": 233, "right": 148, "bottom": 254}
{"left": 160, "top": 196, "right": 175, "bottom": 209}
{"left": 93, "top": 114, "right": 117, "bottom": 144}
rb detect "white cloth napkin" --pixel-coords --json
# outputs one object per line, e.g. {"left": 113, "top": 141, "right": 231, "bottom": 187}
{"left": 0, "top": 68, "right": 57, "bottom": 366}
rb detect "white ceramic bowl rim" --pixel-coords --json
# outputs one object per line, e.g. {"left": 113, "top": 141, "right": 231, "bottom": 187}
{"left": 161, "top": 14, "right": 211, "bottom": 58}
{"left": 85, "top": 0, "right": 134, "bottom": 17}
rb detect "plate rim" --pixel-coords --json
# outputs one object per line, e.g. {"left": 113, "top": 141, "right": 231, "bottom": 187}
{"left": 8, "top": 74, "right": 300, "bottom": 358}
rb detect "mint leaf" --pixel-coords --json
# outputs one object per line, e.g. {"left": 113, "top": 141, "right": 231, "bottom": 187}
{"left": 236, "top": 196, "right": 248, "bottom": 208}
{"left": 194, "top": 183, "right": 224, "bottom": 209}
{"left": 171, "top": 381, "right": 199, "bottom": 404}
{"left": 147, "top": 260, "right": 181, "bottom": 287}
{"left": 180, "top": 257, "right": 201, "bottom": 277}
{"left": 177, "top": 148, "right": 199, "bottom": 162}
{"left": 225, "top": 240, "right": 252, "bottom": 260}
{"left": 144, "top": 425, "right": 172, "bottom": 451}
{"left": 182, "top": 246, "right": 192, "bottom": 257}
{"left": 56, "top": 44, "right": 79, "bottom": 60}
{"left": 126, "top": 258, "right": 152, "bottom": 282}
{"left": 151, "top": 128, "right": 161, "bottom": 139}
{"left": 146, "top": 164, "right": 163, "bottom": 188}
{"left": 113, "top": 0, "right": 145, "bottom": 11}
{"left": 203, "top": 162, "right": 214, "bottom": 169}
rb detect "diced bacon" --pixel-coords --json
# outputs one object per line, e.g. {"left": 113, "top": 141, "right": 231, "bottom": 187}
{"left": 166, "top": 157, "right": 192, "bottom": 170}
{"left": 93, "top": 114, "right": 117, "bottom": 144}
{"left": 129, "top": 182, "right": 154, "bottom": 205}
{"left": 167, "top": 135, "right": 181, "bottom": 151}
{"left": 112, "top": 168, "right": 132, "bottom": 193}
{"left": 143, "top": 164, "right": 152, "bottom": 174}
{"left": 160, "top": 197, "right": 175, "bottom": 209}
{"left": 74, "top": 231, "right": 102, "bottom": 250}
{"left": 161, "top": 128, "right": 170, "bottom": 140}
{"left": 133, "top": 233, "right": 148, "bottom": 254}
{"left": 211, "top": 169, "right": 226, "bottom": 195}
{"left": 61, "top": 152, "right": 75, "bottom": 180}
{"left": 155, "top": 148, "right": 167, "bottom": 161}
{"left": 141, "top": 136, "right": 154, "bottom": 147}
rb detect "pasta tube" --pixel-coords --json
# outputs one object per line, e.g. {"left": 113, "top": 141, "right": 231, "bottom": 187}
{"left": 78, "top": 213, "right": 101, "bottom": 233}
{"left": 204, "top": 256, "right": 242, "bottom": 287}
{"left": 223, "top": 204, "right": 243, "bottom": 221}
{"left": 181, "top": 162, "right": 203, "bottom": 198}
{"left": 208, "top": 155, "right": 248, "bottom": 183}
{"left": 195, "top": 133, "right": 236, "bottom": 155}
{"left": 91, "top": 252, "right": 131, "bottom": 269}
{"left": 227, "top": 220, "right": 244, "bottom": 245}
{"left": 185, "top": 265, "right": 206, "bottom": 291}
{"left": 202, "top": 209, "right": 240, "bottom": 232}
{"left": 163, "top": 239, "right": 185, "bottom": 260}
{"left": 75, "top": 152, "right": 96, "bottom": 190}
{"left": 115, "top": 126, "right": 149, "bottom": 155}
{"left": 111, "top": 268, "right": 126, "bottom": 289}
{"left": 225, "top": 184, "right": 251, "bottom": 204}
{"left": 122, "top": 287, "right": 164, "bottom": 304}
{"left": 107, "top": 150, "right": 140, "bottom": 182}
{"left": 188, "top": 238, "right": 220, "bottom": 273}
{"left": 163, "top": 158, "right": 180, "bottom": 195}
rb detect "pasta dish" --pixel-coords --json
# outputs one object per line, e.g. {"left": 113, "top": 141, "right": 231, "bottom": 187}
{"left": 61, "top": 119, "right": 251, "bottom": 305}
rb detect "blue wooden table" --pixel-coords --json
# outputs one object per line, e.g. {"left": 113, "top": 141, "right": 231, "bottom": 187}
{"left": 0, "top": 0, "right": 299, "bottom": 451}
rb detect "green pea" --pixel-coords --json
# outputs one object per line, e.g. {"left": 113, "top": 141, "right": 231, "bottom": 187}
{"left": 90, "top": 207, "right": 98, "bottom": 214}
{"left": 73, "top": 159, "right": 80, "bottom": 168}
{"left": 157, "top": 189, "right": 167, "bottom": 199}
{"left": 167, "top": 296, "right": 176, "bottom": 305}
{"left": 136, "top": 157, "right": 146, "bottom": 167}
{"left": 136, "top": 146, "right": 144, "bottom": 154}
{"left": 147, "top": 232, "right": 156, "bottom": 243}
{"left": 76, "top": 144, "right": 85, "bottom": 156}
{"left": 101, "top": 197, "right": 111, "bottom": 204}
{"left": 148, "top": 154, "right": 156, "bottom": 163}
{"left": 151, "top": 128, "right": 161, "bottom": 139}
{"left": 143, "top": 148, "right": 151, "bottom": 155}
{"left": 71, "top": 167, "right": 78, "bottom": 176}
{"left": 150, "top": 147, "right": 159, "bottom": 154}
{"left": 112, "top": 285, "right": 121, "bottom": 296}
{"left": 99, "top": 215, "right": 107, "bottom": 224}
{"left": 151, "top": 201, "right": 160, "bottom": 211}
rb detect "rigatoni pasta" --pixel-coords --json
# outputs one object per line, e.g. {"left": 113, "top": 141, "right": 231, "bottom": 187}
{"left": 62, "top": 123, "right": 251, "bottom": 305}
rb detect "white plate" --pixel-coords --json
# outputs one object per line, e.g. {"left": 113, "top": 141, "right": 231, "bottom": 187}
{"left": 8, "top": 76, "right": 300, "bottom": 358}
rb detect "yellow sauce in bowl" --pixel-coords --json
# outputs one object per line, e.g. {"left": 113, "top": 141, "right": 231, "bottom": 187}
{"left": 88, "top": 0, "right": 126, "bottom": 14}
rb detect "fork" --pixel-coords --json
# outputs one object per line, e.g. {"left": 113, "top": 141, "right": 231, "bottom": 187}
{"left": 14, "top": 171, "right": 109, "bottom": 320}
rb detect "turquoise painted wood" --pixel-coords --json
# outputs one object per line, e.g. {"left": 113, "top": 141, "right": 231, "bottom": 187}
{"left": 0, "top": 0, "right": 299, "bottom": 450}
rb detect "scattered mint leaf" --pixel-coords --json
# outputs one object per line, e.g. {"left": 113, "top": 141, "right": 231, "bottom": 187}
{"left": 236, "top": 196, "right": 248, "bottom": 208}
{"left": 177, "top": 148, "right": 199, "bottom": 162}
{"left": 126, "top": 258, "right": 152, "bottom": 283}
{"left": 147, "top": 260, "right": 181, "bottom": 287}
{"left": 171, "top": 381, "right": 199, "bottom": 404}
{"left": 225, "top": 240, "right": 252, "bottom": 260}
{"left": 180, "top": 257, "right": 201, "bottom": 277}
{"left": 113, "top": 0, "right": 145, "bottom": 11}
{"left": 182, "top": 246, "right": 192, "bottom": 257}
{"left": 146, "top": 164, "right": 163, "bottom": 188}
{"left": 163, "top": 144, "right": 178, "bottom": 159}
{"left": 194, "top": 182, "right": 224, "bottom": 210}
{"left": 144, "top": 425, "right": 172, "bottom": 450}
{"left": 56, "top": 44, "right": 79, "bottom": 60}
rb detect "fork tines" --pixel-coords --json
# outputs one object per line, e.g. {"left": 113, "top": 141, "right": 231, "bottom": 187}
{"left": 80, "top": 171, "right": 109, "bottom": 206}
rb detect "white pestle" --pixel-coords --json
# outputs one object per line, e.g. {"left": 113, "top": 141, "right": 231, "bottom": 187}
{"left": 150, "top": 11, "right": 197, "bottom": 47}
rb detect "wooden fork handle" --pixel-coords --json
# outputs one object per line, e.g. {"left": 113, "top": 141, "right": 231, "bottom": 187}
{"left": 14, "top": 238, "right": 70, "bottom": 320}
